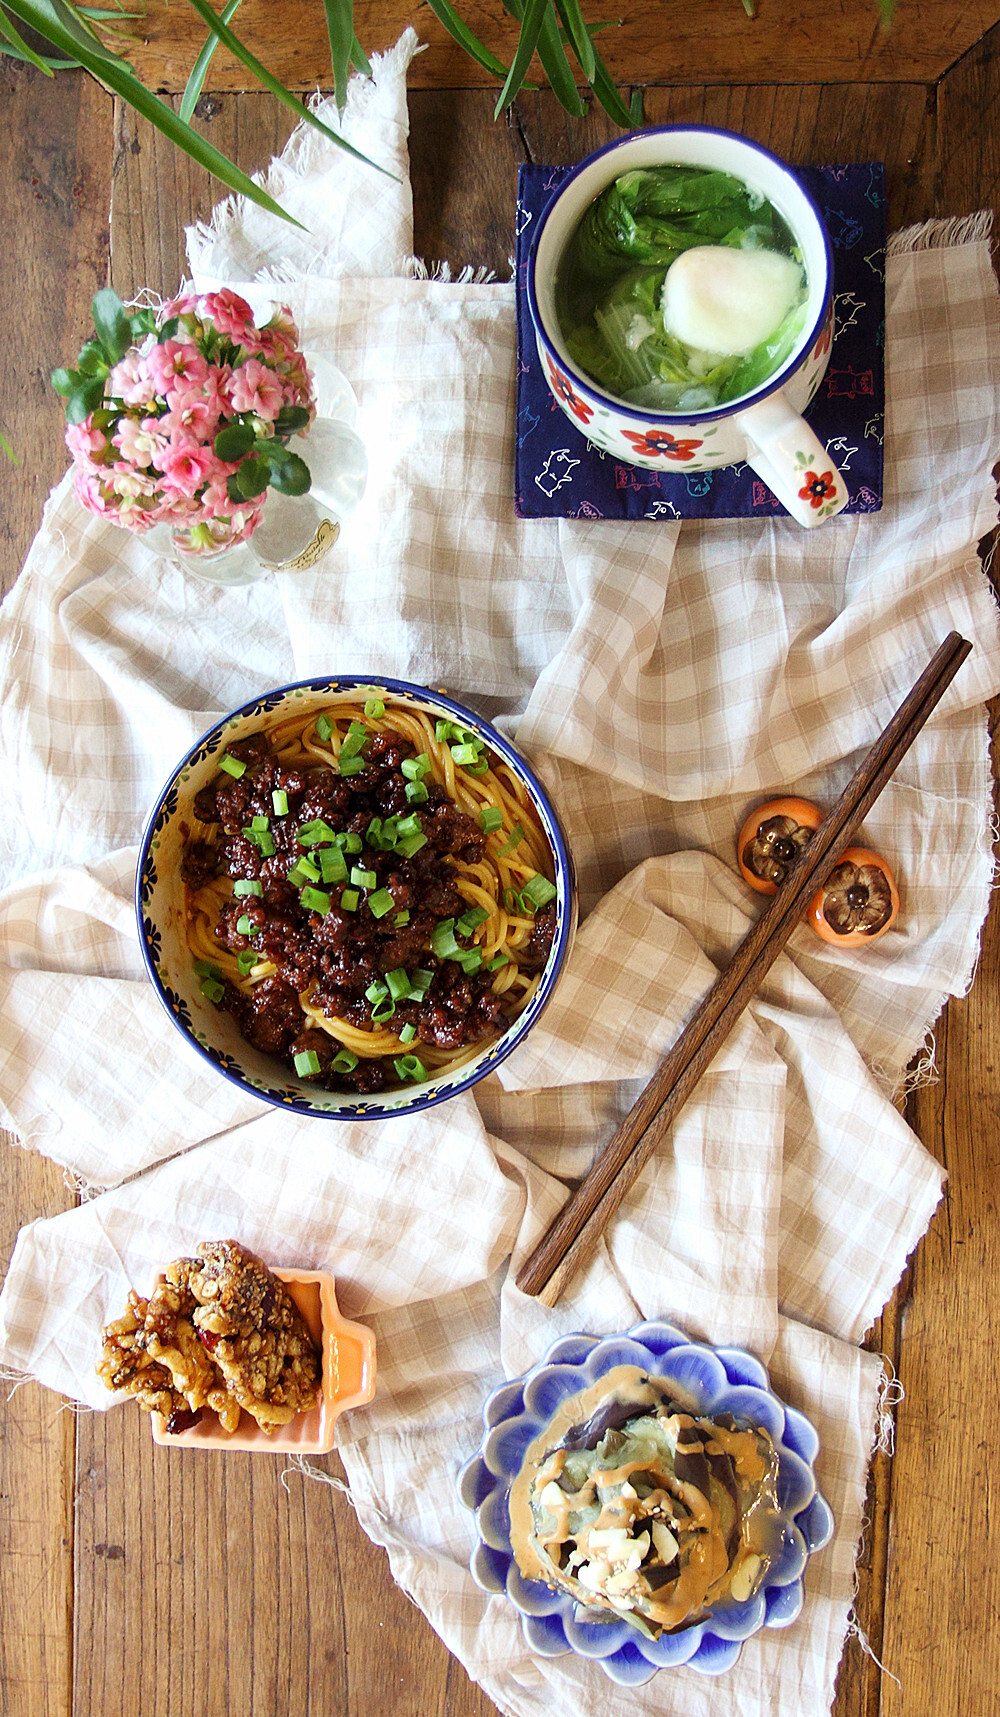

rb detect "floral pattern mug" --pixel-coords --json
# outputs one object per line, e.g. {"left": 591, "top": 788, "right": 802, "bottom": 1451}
{"left": 527, "top": 127, "right": 849, "bottom": 528}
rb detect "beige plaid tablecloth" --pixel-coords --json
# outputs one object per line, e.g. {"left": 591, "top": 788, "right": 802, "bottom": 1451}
{"left": 2, "top": 32, "right": 999, "bottom": 1717}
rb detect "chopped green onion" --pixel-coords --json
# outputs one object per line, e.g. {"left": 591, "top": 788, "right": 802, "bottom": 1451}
{"left": 368, "top": 888, "right": 395, "bottom": 919}
{"left": 371, "top": 995, "right": 396, "bottom": 1024}
{"left": 504, "top": 887, "right": 525, "bottom": 914}
{"left": 409, "top": 968, "right": 434, "bottom": 998}
{"left": 366, "top": 981, "right": 389, "bottom": 1003}
{"left": 218, "top": 753, "right": 247, "bottom": 779}
{"left": 363, "top": 696, "right": 385, "bottom": 718}
{"left": 288, "top": 858, "right": 321, "bottom": 887}
{"left": 393, "top": 909, "right": 411, "bottom": 927}
{"left": 522, "top": 874, "right": 557, "bottom": 909}
{"left": 401, "top": 753, "right": 431, "bottom": 780}
{"left": 233, "top": 879, "right": 263, "bottom": 897}
{"left": 236, "top": 913, "right": 254, "bottom": 937}
{"left": 294, "top": 1049, "right": 321, "bottom": 1077}
{"left": 405, "top": 779, "right": 429, "bottom": 804}
{"left": 339, "top": 720, "right": 369, "bottom": 760}
{"left": 385, "top": 968, "right": 412, "bottom": 1000}
{"left": 272, "top": 789, "right": 289, "bottom": 816}
{"left": 456, "top": 904, "right": 490, "bottom": 937}
{"left": 340, "top": 888, "right": 359, "bottom": 912}
{"left": 450, "top": 742, "right": 480, "bottom": 766}
{"left": 431, "top": 919, "right": 461, "bottom": 959}
{"left": 339, "top": 754, "right": 366, "bottom": 776}
{"left": 300, "top": 887, "right": 332, "bottom": 915}
{"left": 465, "top": 757, "right": 490, "bottom": 777}
{"left": 193, "top": 960, "right": 221, "bottom": 978}
{"left": 330, "top": 1048, "right": 358, "bottom": 1074}
{"left": 394, "top": 1053, "right": 428, "bottom": 1083}
{"left": 455, "top": 947, "right": 483, "bottom": 975}
{"left": 396, "top": 813, "right": 423, "bottom": 838}
{"left": 487, "top": 952, "right": 510, "bottom": 971}
{"left": 396, "top": 833, "right": 428, "bottom": 859}
{"left": 381, "top": 816, "right": 400, "bottom": 848}
{"left": 351, "top": 866, "right": 377, "bottom": 889}
{"left": 315, "top": 714, "right": 334, "bottom": 740}
{"left": 335, "top": 831, "right": 363, "bottom": 854}
{"left": 497, "top": 823, "right": 525, "bottom": 856}
{"left": 366, "top": 816, "right": 384, "bottom": 848}
{"left": 298, "top": 819, "right": 338, "bottom": 847}
{"left": 398, "top": 1022, "right": 417, "bottom": 1044}
{"left": 250, "top": 814, "right": 269, "bottom": 832}
{"left": 200, "top": 976, "right": 225, "bottom": 1004}
{"left": 259, "top": 832, "right": 275, "bottom": 857}
{"left": 319, "top": 846, "right": 348, "bottom": 884}
{"left": 479, "top": 806, "right": 503, "bottom": 833}
{"left": 435, "top": 719, "right": 458, "bottom": 743}
{"left": 237, "top": 950, "right": 259, "bottom": 975}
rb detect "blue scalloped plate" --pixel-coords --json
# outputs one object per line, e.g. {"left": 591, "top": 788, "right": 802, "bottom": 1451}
{"left": 135, "top": 676, "right": 576, "bottom": 1120}
{"left": 458, "top": 1320, "right": 834, "bottom": 1685}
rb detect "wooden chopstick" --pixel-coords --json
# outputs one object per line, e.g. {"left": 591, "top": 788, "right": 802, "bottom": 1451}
{"left": 515, "top": 631, "right": 973, "bottom": 1306}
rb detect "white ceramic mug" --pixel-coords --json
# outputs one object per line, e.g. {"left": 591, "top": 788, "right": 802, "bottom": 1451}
{"left": 527, "top": 126, "right": 849, "bottom": 529}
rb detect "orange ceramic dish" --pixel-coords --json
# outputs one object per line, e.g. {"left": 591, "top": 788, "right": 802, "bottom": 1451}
{"left": 737, "top": 797, "right": 823, "bottom": 894}
{"left": 150, "top": 1268, "right": 375, "bottom": 1453}
{"left": 806, "top": 847, "right": 899, "bottom": 947}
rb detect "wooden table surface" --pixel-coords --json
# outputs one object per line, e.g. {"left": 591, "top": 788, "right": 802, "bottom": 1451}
{"left": 2, "top": 7, "right": 1000, "bottom": 1714}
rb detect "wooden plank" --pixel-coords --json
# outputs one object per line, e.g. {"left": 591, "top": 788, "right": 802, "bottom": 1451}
{"left": 121, "top": 0, "right": 1000, "bottom": 93}
{"left": 0, "top": 59, "right": 112, "bottom": 1717}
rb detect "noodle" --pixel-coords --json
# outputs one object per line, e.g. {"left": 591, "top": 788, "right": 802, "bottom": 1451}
{"left": 183, "top": 694, "right": 558, "bottom": 1095}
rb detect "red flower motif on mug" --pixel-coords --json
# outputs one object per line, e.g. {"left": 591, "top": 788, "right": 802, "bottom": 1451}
{"left": 546, "top": 357, "right": 593, "bottom": 425}
{"left": 621, "top": 429, "right": 704, "bottom": 461}
{"left": 799, "top": 469, "right": 837, "bottom": 509}
{"left": 811, "top": 320, "right": 833, "bottom": 361}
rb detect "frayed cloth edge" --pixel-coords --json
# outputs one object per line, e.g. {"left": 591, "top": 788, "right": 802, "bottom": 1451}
{"left": 888, "top": 210, "right": 993, "bottom": 256}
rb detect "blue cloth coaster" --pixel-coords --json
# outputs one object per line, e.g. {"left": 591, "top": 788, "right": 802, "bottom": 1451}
{"left": 514, "top": 161, "right": 885, "bottom": 521}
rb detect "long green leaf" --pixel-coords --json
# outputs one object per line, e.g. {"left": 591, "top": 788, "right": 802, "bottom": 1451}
{"left": 534, "top": 3, "right": 586, "bottom": 117}
{"left": 423, "top": 0, "right": 511, "bottom": 80}
{"left": 5, "top": 0, "right": 307, "bottom": 224}
{"left": 349, "top": 31, "right": 370, "bottom": 75}
{"left": 0, "top": 429, "right": 18, "bottom": 463}
{"left": 25, "top": 0, "right": 120, "bottom": 61}
{"left": 183, "top": 0, "right": 393, "bottom": 177}
{"left": 0, "top": 6, "right": 56, "bottom": 71}
{"left": 553, "top": 0, "right": 595, "bottom": 82}
{"left": 179, "top": 0, "right": 242, "bottom": 123}
{"left": 494, "top": 0, "right": 550, "bottom": 116}
{"left": 586, "top": 28, "right": 638, "bottom": 128}
{"left": 0, "top": 39, "right": 74, "bottom": 64}
{"left": 321, "top": 0, "right": 353, "bottom": 113}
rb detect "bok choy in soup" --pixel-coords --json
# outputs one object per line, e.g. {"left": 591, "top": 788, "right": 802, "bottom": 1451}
{"left": 554, "top": 166, "right": 809, "bottom": 412}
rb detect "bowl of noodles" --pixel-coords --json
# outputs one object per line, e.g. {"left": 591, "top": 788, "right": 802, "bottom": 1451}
{"left": 135, "top": 677, "right": 575, "bottom": 1119}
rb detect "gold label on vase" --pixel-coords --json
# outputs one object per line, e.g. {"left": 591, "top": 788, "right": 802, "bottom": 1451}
{"left": 281, "top": 518, "right": 340, "bottom": 571}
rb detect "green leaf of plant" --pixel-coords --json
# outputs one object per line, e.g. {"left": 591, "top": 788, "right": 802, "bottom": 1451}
{"left": 349, "top": 31, "right": 370, "bottom": 75}
{"left": 65, "top": 375, "right": 106, "bottom": 423}
{"left": 183, "top": 0, "right": 395, "bottom": 178}
{"left": 4, "top": 0, "right": 308, "bottom": 226}
{"left": 12, "top": 0, "right": 121, "bottom": 64}
{"left": 0, "top": 39, "right": 75, "bottom": 66}
{"left": 553, "top": 0, "right": 595, "bottom": 82}
{"left": 273, "top": 404, "right": 311, "bottom": 435}
{"left": 423, "top": 0, "right": 511, "bottom": 81}
{"left": 494, "top": 0, "right": 550, "bottom": 117}
{"left": 585, "top": 29, "right": 638, "bottom": 129}
{"left": 321, "top": 0, "right": 353, "bottom": 114}
{"left": 534, "top": 3, "right": 586, "bottom": 117}
{"left": 741, "top": 0, "right": 755, "bottom": 15}
{"left": 268, "top": 451, "right": 311, "bottom": 495}
{"left": 129, "top": 307, "right": 157, "bottom": 337}
{"left": 236, "top": 457, "right": 268, "bottom": 498}
{"left": 0, "top": 6, "right": 56, "bottom": 72}
{"left": 91, "top": 286, "right": 131, "bottom": 362}
{"left": 0, "top": 429, "right": 18, "bottom": 465}
{"left": 214, "top": 422, "right": 255, "bottom": 461}
{"left": 77, "top": 338, "right": 110, "bottom": 376}
{"left": 179, "top": 0, "right": 243, "bottom": 124}
{"left": 226, "top": 472, "right": 243, "bottom": 503}
{"left": 51, "top": 366, "right": 81, "bottom": 396}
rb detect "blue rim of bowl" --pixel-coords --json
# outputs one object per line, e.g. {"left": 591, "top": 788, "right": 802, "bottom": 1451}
{"left": 526, "top": 124, "right": 835, "bottom": 427}
{"left": 134, "top": 674, "right": 576, "bottom": 1121}
{"left": 457, "top": 1318, "right": 835, "bottom": 1684}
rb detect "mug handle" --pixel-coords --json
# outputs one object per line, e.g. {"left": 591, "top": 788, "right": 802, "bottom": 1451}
{"left": 733, "top": 390, "right": 849, "bottom": 528}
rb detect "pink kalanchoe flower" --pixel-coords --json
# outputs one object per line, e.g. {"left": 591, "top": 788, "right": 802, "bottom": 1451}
{"left": 66, "top": 417, "right": 109, "bottom": 461}
{"left": 113, "top": 415, "right": 170, "bottom": 468}
{"left": 199, "top": 288, "right": 256, "bottom": 343}
{"left": 159, "top": 441, "right": 221, "bottom": 498}
{"left": 145, "top": 338, "right": 210, "bottom": 397}
{"left": 226, "top": 358, "right": 286, "bottom": 421}
{"left": 159, "top": 392, "right": 219, "bottom": 444}
{"left": 108, "top": 349, "right": 158, "bottom": 408}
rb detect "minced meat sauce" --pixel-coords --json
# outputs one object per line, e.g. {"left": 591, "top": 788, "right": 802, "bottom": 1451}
{"left": 182, "top": 728, "right": 556, "bottom": 1095}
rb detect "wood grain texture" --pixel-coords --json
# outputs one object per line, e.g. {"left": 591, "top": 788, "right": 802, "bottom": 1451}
{"left": 0, "top": 59, "right": 112, "bottom": 1717}
{"left": 120, "top": 0, "right": 1000, "bottom": 93}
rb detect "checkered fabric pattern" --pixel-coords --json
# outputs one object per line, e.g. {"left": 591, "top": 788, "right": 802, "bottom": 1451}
{"left": 0, "top": 33, "right": 998, "bottom": 1717}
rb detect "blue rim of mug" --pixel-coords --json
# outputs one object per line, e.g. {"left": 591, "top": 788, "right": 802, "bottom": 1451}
{"left": 526, "top": 124, "right": 835, "bottom": 426}
{"left": 134, "top": 675, "right": 576, "bottom": 1121}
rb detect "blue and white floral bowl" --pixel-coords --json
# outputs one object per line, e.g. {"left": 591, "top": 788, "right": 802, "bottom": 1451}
{"left": 458, "top": 1320, "right": 834, "bottom": 1685}
{"left": 135, "top": 675, "right": 576, "bottom": 1121}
